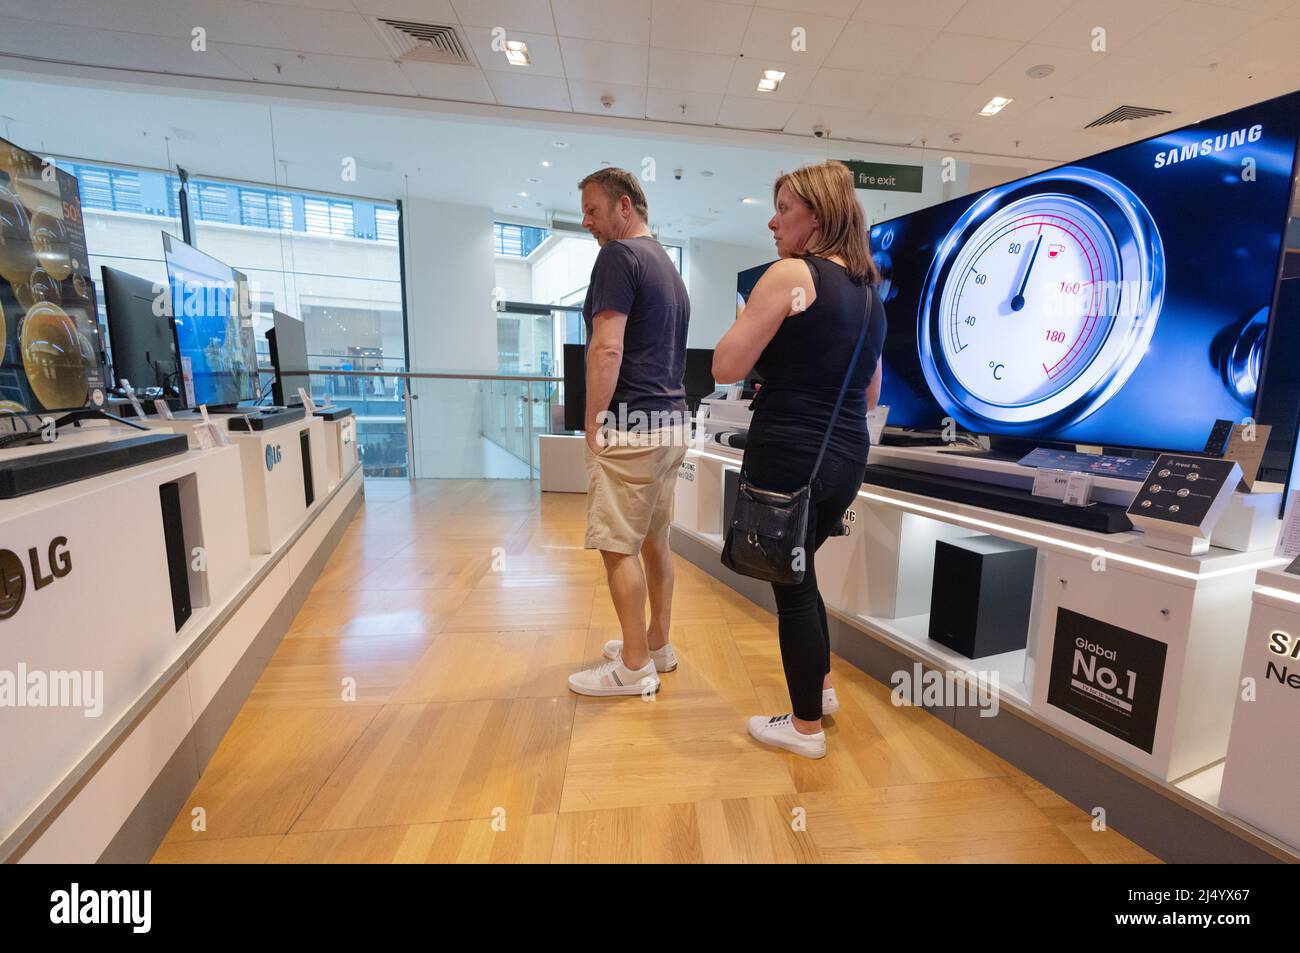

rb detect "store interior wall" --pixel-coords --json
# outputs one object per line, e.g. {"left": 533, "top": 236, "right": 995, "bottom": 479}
{"left": 402, "top": 196, "right": 503, "bottom": 478}
{"left": 686, "top": 237, "right": 772, "bottom": 350}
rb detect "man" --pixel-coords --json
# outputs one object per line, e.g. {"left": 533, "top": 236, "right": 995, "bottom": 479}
{"left": 567, "top": 167, "right": 690, "bottom": 697}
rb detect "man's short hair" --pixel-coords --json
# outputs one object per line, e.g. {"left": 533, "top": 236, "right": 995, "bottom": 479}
{"left": 578, "top": 167, "right": 648, "bottom": 220}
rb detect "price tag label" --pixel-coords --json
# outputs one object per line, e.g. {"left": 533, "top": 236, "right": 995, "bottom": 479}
{"left": 1031, "top": 467, "right": 1071, "bottom": 501}
{"left": 119, "top": 379, "right": 147, "bottom": 420}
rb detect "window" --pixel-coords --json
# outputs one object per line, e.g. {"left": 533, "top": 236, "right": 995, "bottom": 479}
{"left": 494, "top": 222, "right": 548, "bottom": 257}
{"left": 64, "top": 155, "right": 409, "bottom": 477}
{"left": 239, "top": 188, "right": 292, "bottom": 231}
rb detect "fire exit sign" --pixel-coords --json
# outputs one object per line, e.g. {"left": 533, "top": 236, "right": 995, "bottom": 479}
{"left": 840, "top": 160, "right": 923, "bottom": 193}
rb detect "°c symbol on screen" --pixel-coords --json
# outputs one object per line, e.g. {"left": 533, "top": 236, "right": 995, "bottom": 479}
{"left": 989, "top": 362, "right": 1005, "bottom": 380}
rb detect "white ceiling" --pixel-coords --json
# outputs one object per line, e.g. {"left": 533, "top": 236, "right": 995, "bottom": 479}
{"left": 0, "top": 0, "right": 1296, "bottom": 160}
{"left": 0, "top": 0, "right": 1297, "bottom": 243}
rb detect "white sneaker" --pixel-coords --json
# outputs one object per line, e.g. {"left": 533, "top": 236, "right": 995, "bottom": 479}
{"left": 822, "top": 686, "right": 839, "bottom": 715}
{"left": 568, "top": 657, "right": 660, "bottom": 697}
{"left": 602, "top": 640, "right": 678, "bottom": 672}
{"left": 747, "top": 714, "right": 826, "bottom": 759}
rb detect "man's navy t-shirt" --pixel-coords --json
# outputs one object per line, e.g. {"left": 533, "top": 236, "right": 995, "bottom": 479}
{"left": 583, "top": 236, "right": 689, "bottom": 426}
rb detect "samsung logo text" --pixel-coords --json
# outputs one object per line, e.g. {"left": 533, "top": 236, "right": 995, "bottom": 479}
{"left": 1153, "top": 124, "right": 1262, "bottom": 168}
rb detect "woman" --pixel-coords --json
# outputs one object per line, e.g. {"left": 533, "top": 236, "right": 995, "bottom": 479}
{"left": 713, "top": 160, "right": 887, "bottom": 759}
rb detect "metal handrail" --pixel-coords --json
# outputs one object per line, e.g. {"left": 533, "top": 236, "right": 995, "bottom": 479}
{"left": 296, "top": 369, "right": 564, "bottom": 383}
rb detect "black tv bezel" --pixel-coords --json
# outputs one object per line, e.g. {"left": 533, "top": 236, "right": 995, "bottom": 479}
{"left": 269, "top": 310, "right": 311, "bottom": 408}
{"left": 102, "top": 265, "right": 181, "bottom": 398}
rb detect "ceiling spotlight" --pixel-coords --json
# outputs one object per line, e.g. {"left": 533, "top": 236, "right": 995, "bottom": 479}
{"left": 540, "top": 160, "right": 553, "bottom": 167}
{"left": 526, "top": 176, "right": 541, "bottom": 183}
{"left": 701, "top": 170, "right": 714, "bottom": 177}
{"left": 757, "top": 68, "right": 786, "bottom": 92}
{"left": 518, "top": 191, "right": 528, "bottom": 197}
{"left": 978, "top": 95, "right": 1013, "bottom": 117}
{"left": 510, "top": 203, "right": 521, "bottom": 209}
{"left": 504, "top": 40, "right": 530, "bottom": 67}
{"left": 741, "top": 197, "right": 761, "bottom": 205}
{"left": 551, "top": 141, "right": 567, "bottom": 149}
{"left": 1025, "top": 64, "right": 1055, "bottom": 80}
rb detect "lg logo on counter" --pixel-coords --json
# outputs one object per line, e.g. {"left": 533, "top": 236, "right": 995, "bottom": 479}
{"left": 0, "top": 538, "right": 72, "bottom": 621}
{"left": 265, "top": 444, "right": 283, "bottom": 472}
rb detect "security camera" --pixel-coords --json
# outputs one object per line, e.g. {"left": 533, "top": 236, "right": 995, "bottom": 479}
{"left": 673, "top": 168, "right": 683, "bottom": 180}
{"left": 812, "top": 125, "right": 829, "bottom": 139}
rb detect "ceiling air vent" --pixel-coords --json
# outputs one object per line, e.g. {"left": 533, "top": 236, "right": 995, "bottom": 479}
{"left": 375, "top": 19, "right": 472, "bottom": 66}
{"left": 1085, "top": 104, "right": 1172, "bottom": 129}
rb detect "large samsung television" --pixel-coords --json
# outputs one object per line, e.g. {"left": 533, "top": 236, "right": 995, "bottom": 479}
{"left": 102, "top": 265, "right": 180, "bottom": 397}
{"left": 871, "top": 90, "right": 1300, "bottom": 454}
{"left": 0, "top": 136, "right": 109, "bottom": 415}
{"left": 268, "top": 310, "right": 310, "bottom": 407}
{"left": 162, "top": 233, "right": 258, "bottom": 410}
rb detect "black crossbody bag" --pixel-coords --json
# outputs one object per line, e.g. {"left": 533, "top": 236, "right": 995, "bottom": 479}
{"left": 721, "top": 294, "right": 870, "bottom": 586}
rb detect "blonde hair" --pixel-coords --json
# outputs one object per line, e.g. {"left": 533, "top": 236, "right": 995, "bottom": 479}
{"left": 772, "top": 160, "right": 880, "bottom": 285}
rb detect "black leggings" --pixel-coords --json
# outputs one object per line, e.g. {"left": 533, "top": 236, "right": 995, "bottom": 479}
{"left": 740, "top": 445, "right": 864, "bottom": 722}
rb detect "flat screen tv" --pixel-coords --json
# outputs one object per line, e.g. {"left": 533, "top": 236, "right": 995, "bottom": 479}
{"left": 0, "top": 136, "right": 109, "bottom": 415}
{"left": 162, "top": 233, "right": 258, "bottom": 409}
{"left": 102, "top": 265, "right": 180, "bottom": 397}
{"left": 871, "top": 91, "right": 1300, "bottom": 453}
{"left": 684, "top": 347, "right": 716, "bottom": 411}
{"left": 562, "top": 342, "right": 585, "bottom": 432}
{"left": 269, "top": 310, "right": 310, "bottom": 407}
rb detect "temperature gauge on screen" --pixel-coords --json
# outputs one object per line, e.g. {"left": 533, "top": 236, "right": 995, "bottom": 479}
{"left": 918, "top": 167, "right": 1164, "bottom": 433}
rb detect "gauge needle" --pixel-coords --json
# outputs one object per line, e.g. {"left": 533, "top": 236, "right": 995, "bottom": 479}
{"left": 1010, "top": 235, "right": 1042, "bottom": 313}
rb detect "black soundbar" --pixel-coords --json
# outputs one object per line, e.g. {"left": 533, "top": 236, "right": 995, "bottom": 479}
{"left": 862, "top": 463, "right": 1134, "bottom": 534}
{"left": 226, "top": 406, "right": 307, "bottom": 431}
{"left": 313, "top": 406, "right": 353, "bottom": 421}
{"left": 877, "top": 429, "right": 948, "bottom": 448}
{"left": 0, "top": 434, "right": 189, "bottom": 499}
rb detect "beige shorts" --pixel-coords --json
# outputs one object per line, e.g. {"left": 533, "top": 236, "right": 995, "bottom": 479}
{"left": 585, "top": 427, "right": 689, "bottom": 555}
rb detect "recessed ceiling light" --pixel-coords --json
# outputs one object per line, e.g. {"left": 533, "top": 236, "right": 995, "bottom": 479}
{"left": 763, "top": 70, "right": 786, "bottom": 82}
{"left": 757, "top": 78, "right": 778, "bottom": 92}
{"left": 700, "top": 170, "right": 714, "bottom": 177}
{"left": 1025, "top": 64, "right": 1055, "bottom": 80}
{"left": 540, "top": 160, "right": 552, "bottom": 167}
{"left": 510, "top": 203, "right": 521, "bottom": 209}
{"left": 518, "top": 191, "right": 528, "bottom": 197}
{"left": 551, "top": 141, "right": 567, "bottom": 149}
{"left": 504, "top": 40, "right": 530, "bottom": 67}
{"left": 978, "top": 95, "right": 1013, "bottom": 117}
{"left": 526, "top": 176, "right": 541, "bottom": 183}
{"left": 741, "top": 197, "right": 761, "bottom": 205}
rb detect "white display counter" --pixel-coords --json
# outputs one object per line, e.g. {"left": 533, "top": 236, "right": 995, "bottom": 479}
{"left": 1219, "top": 568, "right": 1300, "bottom": 850}
{"left": 538, "top": 433, "right": 586, "bottom": 493}
{"left": 673, "top": 443, "right": 1297, "bottom": 857}
{"left": 0, "top": 423, "right": 363, "bottom": 863}
{"left": 322, "top": 415, "right": 357, "bottom": 492}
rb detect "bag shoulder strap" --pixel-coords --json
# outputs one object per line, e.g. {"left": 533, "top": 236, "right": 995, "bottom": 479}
{"left": 809, "top": 285, "right": 870, "bottom": 485}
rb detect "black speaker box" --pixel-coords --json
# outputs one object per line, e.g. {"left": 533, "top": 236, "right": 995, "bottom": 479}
{"left": 158, "top": 481, "right": 192, "bottom": 632}
{"left": 300, "top": 429, "right": 315, "bottom": 507}
{"left": 928, "top": 535, "right": 1036, "bottom": 659}
{"left": 722, "top": 466, "right": 741, "bottom": 538}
